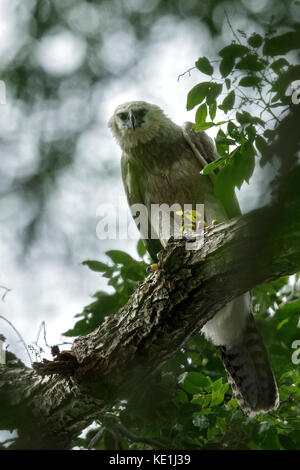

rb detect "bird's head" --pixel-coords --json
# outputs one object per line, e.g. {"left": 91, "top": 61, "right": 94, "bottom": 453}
{"left": 108, "top": 101, "right": 176, "bottom": 149}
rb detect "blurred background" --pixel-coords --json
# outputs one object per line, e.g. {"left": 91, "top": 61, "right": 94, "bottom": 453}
{"left": 0, "top": 0, "right": 298, "bottom": 364}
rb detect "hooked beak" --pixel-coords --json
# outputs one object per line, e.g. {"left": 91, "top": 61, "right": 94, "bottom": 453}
{"left": 127, "top": 110, "right": 143, "bottom": 130}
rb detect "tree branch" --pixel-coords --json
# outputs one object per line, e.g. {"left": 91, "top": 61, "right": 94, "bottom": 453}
{"left": 1, "top": 198, "right": 299, "bottom": 449}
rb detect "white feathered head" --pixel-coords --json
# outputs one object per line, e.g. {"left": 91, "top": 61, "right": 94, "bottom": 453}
{"left": 108, "top": 101, "right": 177, "bottom": 149}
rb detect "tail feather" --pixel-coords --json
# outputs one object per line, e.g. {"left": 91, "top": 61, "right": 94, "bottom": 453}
{"left": 217, "top": 313, "right": 279, "bottom": 416}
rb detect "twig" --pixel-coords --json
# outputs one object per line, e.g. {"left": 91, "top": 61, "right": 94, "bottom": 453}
{"left": 177, "top": 66, "right": 196, "bottom": 82}
{"left": 280, "top": 393, "right": 295, "bottom": 405}
{"left": 224, "top": 9, "right": 242, "bottom": 44}
{"left": 35, "top": 322, "right": 72, "bottom": 349}
{"left": 107, "top": 425, "right": 123, "bottom": 450}
{"left": 258, "top": 87, "right": 281, "bottom": 124}
{"left": 103, "top": 419, "right": 175, "bottom": 450}
{"left": 0, "top": 314, "right": 32, "bottom": 364}
{"left": 0, "top": 285, "right": 11, "bottom": 302}
{"left": 88, "top": 428, "right": 105, "bottom": 450}
{"left": 35, "top": 321, "right": 51, "bottom": 348}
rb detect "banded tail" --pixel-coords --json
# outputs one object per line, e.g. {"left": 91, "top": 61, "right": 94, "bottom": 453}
{"left": 217, "top": 313, "right": 279, "bottom": 416}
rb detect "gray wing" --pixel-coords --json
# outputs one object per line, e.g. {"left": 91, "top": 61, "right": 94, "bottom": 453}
{"left": 182, "top": 122, "right": 220, "bottom": 168}
{"left": 182, "top": 122, "right": 241, "bottom": 219}
{"left": 121, "top": 154, "right": 163, "bottom": 262}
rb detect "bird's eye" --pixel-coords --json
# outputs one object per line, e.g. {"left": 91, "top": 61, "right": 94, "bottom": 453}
{"left": 118, "top": 112, "right": 128, "bottom": 120}
{"left": 135, "top": 108, "right": 147, "bottom": 118}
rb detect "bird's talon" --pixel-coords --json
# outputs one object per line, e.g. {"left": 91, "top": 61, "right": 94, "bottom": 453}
{"left": 147, "top": 263, "right": 158, "bottom": 273}
{"left": 212, "top": 219, "right": 219, "bottom": 226}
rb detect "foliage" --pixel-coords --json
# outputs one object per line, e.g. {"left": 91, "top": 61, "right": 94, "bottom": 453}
{"left": 63, "top": 240, "right": 148, "bottom": 337}
{"left": 186, "top": 25, "right": 300, "bottom": 203}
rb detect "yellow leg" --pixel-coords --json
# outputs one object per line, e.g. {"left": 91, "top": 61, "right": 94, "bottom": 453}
{"left": 147, "top": 263, "right": 159, "bottom": 273}
{"left": 204, "top": 220, "right": 219, "bottom": 228}
{"left": 150, "top": 263, "right": 158, "bottom": 272}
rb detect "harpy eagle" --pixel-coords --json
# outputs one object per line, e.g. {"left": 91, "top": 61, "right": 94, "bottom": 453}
{"left": 108, "top": 100, "right": 279, "bottom": 416}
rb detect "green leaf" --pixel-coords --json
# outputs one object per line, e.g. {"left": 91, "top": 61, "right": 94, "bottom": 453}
{"left": 137, "top": 239, "right": 146, "bottom": 258}
{"left": 178, "top": 372, "right": 211, "bottom": 394}
{"left": 191, "top": 393, "right": 211, "bottom": 408}
{"left": 236, "top": 111, "right": 264, "bottom": 127}
{"left": 245, "top": 124, "right": 256, "bottom": 143}
{"left": 175, "top": 389, "right": 189, "bottom": 404}
{"left": 195, "top": 103, "right": 207, "bottom": 124}
{"left": 82, "top": 260, "right": 109, "bottom": 272}
{"left": 270, "top": 58, "right": 290, "bottom": 74}
{"left": 121, "top": 265, "right": 145, "bottom": 282}
{"left": 210, "top": 379, "right": 229, "bottom": 407}
{"left": 278, "top": 434, "right": 298, "bottom": 450}
{"left": 228, "top": 142, "right": 255, "bottom": 190}
{"left": 227, "top": 121, "right": 245, "bottom": 143}
{"left": 225, "top": 78, "right": 231, "bottom": 90}
{"left": 215, "top": 129, "right": 230, "bottom": 157}
{"left": 200, "top": 157, "right": 225, "bottom": 175}
{"left": 255, "top": 135, "right": 268, "bottom": 155}
{"left": 264, "top": 129, "right": 275, "bottom": 139}
{"left": 259, "top": 428, "right": 280, "bottom": 450}
{"left": 236, "top": 54, "right": 265, "bottom": 72}
{"left": 226, "top": 398, "right": 238, "bottom": 410}
{"left": 215, "top": 144, "right": 228, "bottom": 158}
{"left": 278, "top": 297, "right": 300, "bottom": 315}
{"left": 263, "top": 31, "right": 300, "bottom": 56}
{"left": 101, "top": 267, "right": 115, "bottom": 279}
{"left": 92, "top": 292, "right": 119, "bottom": 314}
{"left": 210, "top": 390, "right": 226, "bottom": 407}
{"left": 271, "top": 65, "right": 300, "bottom": 99}
{"left": 239, "top": 76, "right": 261, "bottom": 87}
{"left": 219, "top": 44, "right": 249, "bottom": 59}
{"left": 209, "top": 101, "right": 217, "bottom": 120}
{"left": 186, "top": 82, "right": 210, "bottom": 110}
{"left": 194, "top": 122, "right": 215, "bottom": 131}
{"left": 63, "top": 318, "right": 92, "bottom": 337}
{"left": 220, "top": 56, "right": 235, "bottom": 77}
{"left": 206, "top": 83, "right": 222, "bottom": 105}
{"left": 207, "top": 426, "right": 220, "bottom": 440}
{"left": 248, "top": 441, "right": 262, "bottom": 450}
{"left": 219, "top": 90, "right": 235, "bottom": 113}
{"left": 214, "top": 164, "right": 234, "bottom": 202}
{"left": 248, "top": 33, "right": 263, "bottom": 48}
{"left": 238, "top": 141, "right": 256, "bottom": 185}
{"left": 195, "top": 56, "right": 213, "bottom": 75}
{"left": 216, "top": 136, "right": 236, "bottom": 146}
{"left": 106, "top": 250, "right": 134, "bottom": 265}
{"left": 199, "top": 407, "right": 212, "bottom": 415}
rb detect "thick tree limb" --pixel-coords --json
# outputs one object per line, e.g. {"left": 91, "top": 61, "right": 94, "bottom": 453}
{"left": 1, "top": 199, "right": 300, "bottom": 449}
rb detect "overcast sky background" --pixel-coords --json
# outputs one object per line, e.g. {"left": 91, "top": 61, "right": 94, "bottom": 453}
{"left": 0, "top": 0, "right": 292, "bottom": 366}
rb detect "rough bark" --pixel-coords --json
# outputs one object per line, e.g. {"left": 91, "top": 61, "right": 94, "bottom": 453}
{"left": 0, "top": 199, "right": 299, "bottom": 449}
